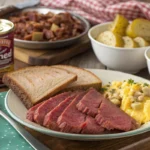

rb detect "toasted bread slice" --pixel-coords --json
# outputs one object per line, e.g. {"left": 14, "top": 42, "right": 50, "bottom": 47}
{"left": 2, "top": 66, "right": 77, "bottom": 108}
{"left": 52, "top": 65, "right": 102, "bottom": 90}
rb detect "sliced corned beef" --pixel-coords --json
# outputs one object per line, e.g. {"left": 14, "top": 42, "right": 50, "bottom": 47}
{"left": 77, "top": 88, "right": 138, "bottom": 131}
{"left": 76, "top": 88, "right": 103, "bottom": 117}
{"left": 43, "top": 94, "right": 77, "bottom": 131}
{"left": 95, "top": 97, "right": 138, "bottom": 131}
{"left": 57, "top": 92, "right": 86, "bottom": 133}
{"left": 34, "top": 92, "right": 71, "bottom": 125}
{"left": 26, "top": 102, "right": 43, "bottom": 121}
{"left": 81, "top": 116, "right": 104, "bottom": 134}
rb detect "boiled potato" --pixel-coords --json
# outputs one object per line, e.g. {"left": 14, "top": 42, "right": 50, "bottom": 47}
{"left": 96, "top": 31, "right": 124, "bottom": 47}
{"left": 32, "top": 32, "right": 43, "bottom": 41}
{"left": 123, "top": 36, "right": 139, "bottom": 48}
{"left": 126, "top": 19, "right": 150, "bottom": 41}
{"left": 134, "top": 37, "right": 149, "bottom": 47}
{"left": 126, "top": 24, "right": 135, "bottom": 37}
{"left": 50, "top": 23, "right": 59, "bottom": 32}
{"left": 109, "top": 14, "right": 129, "bottom": 36}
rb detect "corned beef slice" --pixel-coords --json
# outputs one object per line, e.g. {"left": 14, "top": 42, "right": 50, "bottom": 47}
{"left": 95, "top": 97, "right": 138, "bottom": 131}
{"left": 76, "top": 88, "right": 102, "bottom": 117}
{"left": 76, "top": 88, "right": 137, "bottom": 131}
{"left": 34, "top": 92, "right": 71, "bottom": 125}
{"left": 81, "top": 116, "right": 104, "bottom": 134}
{"left": 43, "top": 94, "right": 77, "bottom": 131}
{"left": 57, "top": 91, "right": 104, "bottom": 134}
{"left": 57, "top": 92, "right": 86, "bottom": 133}
{"left": 27, "top": 86, "right": 138, "bottom": 133}
{"left": 26, "top": 102, "right": 43, "bottom": 121}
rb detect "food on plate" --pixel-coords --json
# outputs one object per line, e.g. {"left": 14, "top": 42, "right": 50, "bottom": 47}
{"left": 43, "top": 92, "right": 78, "bottom": 131}
{"left": 4, "top": 65, "right": 145, "bottom": 134}
{"left": 2, "top": 65, "right": 101, "bottom": 109}
{"left": 96, "top": 14, "right": 150, "bottom": 48}
{"left": 2, "top": 66, "right": 77, "bottom": 108}
{"left": 123, "top": 36, "right": 138, "bottom": 48}
{"left": 27, "top": 88, "right": 138, "bottom": 134}
{"left": 33, "top": 91, "right": 72, "bottom": 125}
{"left": 96, "top": 31, "right": 124, "bottom": 47}
{"left": 126, "top": 19, "right": 150, "bottom": 41}
{"left": 77, "top": 88, "right": 101, "bottom": 117}
{"left": 102, "top": 79, "right": 150, "bottom": 124}
{"left": 54, "top": 65, "right": 102, "bottom": 90}
{"left": 77, "top": 88, "right": 137, "bottom": 131}
{"left": 109, "top": 14, "right": 129, "bottom": 36}
{"left": 134, "top": 37, "right": 149, "bottom": 47}
{"left": 8, "top": 11, "right": 84, "bottom": 41}
{"left": 56, "top": 90, "right": 104, "bottom": 134}
{"left": 26, "top": 102, "right": 44, "bottom": 122}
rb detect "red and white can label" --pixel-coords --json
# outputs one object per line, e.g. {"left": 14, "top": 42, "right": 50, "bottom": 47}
{"left": 0, "top": 31, "right": 14, "bottom": 86}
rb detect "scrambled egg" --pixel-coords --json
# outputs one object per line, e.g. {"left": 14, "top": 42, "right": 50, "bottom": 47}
{"left": 102, "top": 79, "right": 150, "bottom": 125}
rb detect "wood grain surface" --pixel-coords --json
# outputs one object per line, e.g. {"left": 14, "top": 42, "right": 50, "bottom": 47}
{"left": 25, "top": 127, "right": 150, "bottom": 150}
{"left": 1, "top": 0, "right": 150, "bottom": 150}
{"left": 14, "top": 36, "right": 90, "bottom": 65}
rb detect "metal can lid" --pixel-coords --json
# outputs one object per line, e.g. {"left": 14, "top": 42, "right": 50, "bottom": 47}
{"left": 0, "top": 19, "right": 14, "bottom": 35}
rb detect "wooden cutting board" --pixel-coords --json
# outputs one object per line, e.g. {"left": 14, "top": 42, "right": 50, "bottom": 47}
{"left": 14, "top": 36, "right": 90, "bottom": 66}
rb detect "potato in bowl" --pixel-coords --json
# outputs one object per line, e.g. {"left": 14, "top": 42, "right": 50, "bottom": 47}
{"left": 96, "top": 15, "right": 150, "bottom": 48}
{"left": 88, "top": 22, "right": 149, "bottom": 74}
{"left": 88, "top": 14, "right": 150, "bottom": 74}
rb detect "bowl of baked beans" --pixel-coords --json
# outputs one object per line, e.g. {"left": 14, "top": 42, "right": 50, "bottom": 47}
{"left": 8, "top": 7, "right": 90, "bottom": 49}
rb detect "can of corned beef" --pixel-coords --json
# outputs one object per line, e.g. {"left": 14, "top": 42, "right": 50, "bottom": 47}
{"left": 0, "top": 19, "right": 14, "bottom": 87}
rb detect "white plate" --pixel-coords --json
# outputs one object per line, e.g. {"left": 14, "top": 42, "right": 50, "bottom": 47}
{"left": 5, "top": 69, "right": 150, "bottom": 141}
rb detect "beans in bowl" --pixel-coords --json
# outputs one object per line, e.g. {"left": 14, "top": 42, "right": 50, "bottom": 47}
{"left": 8, "top": 11, "right": 84, "bottom": 41}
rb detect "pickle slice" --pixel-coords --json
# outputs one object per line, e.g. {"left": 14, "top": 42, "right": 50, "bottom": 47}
{"left": 96, "top": 31, "right": 124, "bottom": 47}
{"left": 109, "top": 14, "right": 129, "bottom": 36}
{"left": 134, "top": 37, "right": 149, "bottom": 47}
{"left": 123, "top": 36, "right": 138, "bottom": 48}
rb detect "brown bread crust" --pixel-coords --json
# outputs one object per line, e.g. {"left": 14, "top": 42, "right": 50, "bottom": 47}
{"left": 3, "top": 74, "right": 33, "bottom": 108}
{"left": 3, "top": 65, "right": 102, "bottom": 109}
{"left": 2, "top": 66, "right": 77, "bottom": 109}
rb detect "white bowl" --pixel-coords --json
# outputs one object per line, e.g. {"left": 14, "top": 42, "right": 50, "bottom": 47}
{"left": 88, "top": 22, "right": 149, "bottom": 74}
{"left": 145, "top": 48, "right": 150, "bottom": 74}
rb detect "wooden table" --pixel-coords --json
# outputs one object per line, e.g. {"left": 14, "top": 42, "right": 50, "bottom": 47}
{"left": 1, "top": 0, "right": 150, "bottom": 150}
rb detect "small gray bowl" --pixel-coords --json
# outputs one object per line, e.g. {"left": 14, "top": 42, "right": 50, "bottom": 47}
{"left": 13, "top": 7, "right": 90, "bottom": 49}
